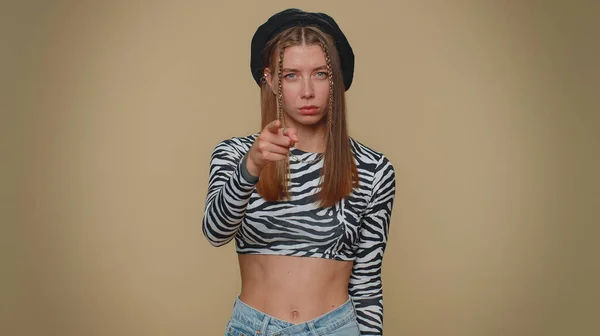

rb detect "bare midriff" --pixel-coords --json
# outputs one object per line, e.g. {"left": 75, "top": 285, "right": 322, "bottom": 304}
{"left": 238, "top": 254, "right": 353, "bottom": 324}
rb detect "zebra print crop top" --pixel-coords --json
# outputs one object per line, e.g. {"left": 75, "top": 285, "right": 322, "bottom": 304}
{"left": 202, "top": 134, "right": 396, "bottom": 336}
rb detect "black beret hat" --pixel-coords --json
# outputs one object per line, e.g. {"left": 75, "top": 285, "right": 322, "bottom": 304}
{"left": 250, "top": 8, "right": 355, "bottom": 91}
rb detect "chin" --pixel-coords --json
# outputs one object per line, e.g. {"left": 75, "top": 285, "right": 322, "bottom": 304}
{"left": 294, "top": 115, "right": 326, "bottom": 125}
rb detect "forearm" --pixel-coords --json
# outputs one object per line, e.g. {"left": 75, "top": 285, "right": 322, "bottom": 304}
{"left": 202, "top": 153, "right": 257, "bottom": 246}
{"left": 350, "top": 294, "right": 384, "bottom": 335}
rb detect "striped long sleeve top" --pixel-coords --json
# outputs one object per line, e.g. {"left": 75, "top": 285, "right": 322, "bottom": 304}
{"left": 202, "top": 134, "right": 396, "bottom": 335}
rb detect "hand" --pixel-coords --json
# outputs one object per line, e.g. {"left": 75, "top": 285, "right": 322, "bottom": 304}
{"left": 246, "top": 120, "right": 299, "bottom": 177}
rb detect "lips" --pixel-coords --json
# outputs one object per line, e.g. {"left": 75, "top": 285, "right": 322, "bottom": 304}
{"left": 299, "top": 105, "right": 319, "bottom": 115}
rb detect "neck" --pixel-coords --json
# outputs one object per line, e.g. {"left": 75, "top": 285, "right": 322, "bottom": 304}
{"left": 286, "top": 120, "right": 327, "bottom": 153}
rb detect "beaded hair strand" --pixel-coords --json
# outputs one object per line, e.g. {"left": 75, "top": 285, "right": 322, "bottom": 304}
{"left": 276, "top": 46, "right": 290, "bottom": 196}
{"left": 277, "top": 47, "right": 284, "bottom": 126}
{"left": 322, "top": 43, "right": 334, "bottom": 134}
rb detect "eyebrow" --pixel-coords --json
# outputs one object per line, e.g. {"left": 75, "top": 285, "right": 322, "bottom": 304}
{"left": 281, "top": 65, "right": 328, "bottom": 72}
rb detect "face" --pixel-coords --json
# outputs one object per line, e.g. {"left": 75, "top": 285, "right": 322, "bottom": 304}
{"left": 266, "top": 44, "right": 330, "bottom": 129}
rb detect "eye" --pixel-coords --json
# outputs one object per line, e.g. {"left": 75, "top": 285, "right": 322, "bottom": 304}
{"left": 315, "top": 71, "right": 329, "bottom": 79}
{"left": 284, "top": 73, "right": 297, "bottom": 80}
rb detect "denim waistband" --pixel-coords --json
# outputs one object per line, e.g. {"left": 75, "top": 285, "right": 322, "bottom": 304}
{"left": 229, "top": 296, "right": 357, "bottom": 335}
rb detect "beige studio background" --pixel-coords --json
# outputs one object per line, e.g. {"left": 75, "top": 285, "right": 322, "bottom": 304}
{"left": 1, "top": 1, "right": 599, "bottom": 335}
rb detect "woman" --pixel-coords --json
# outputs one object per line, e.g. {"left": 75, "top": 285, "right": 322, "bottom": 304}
{"left": 202, "top": 8, "right": 396, "bottom": 336}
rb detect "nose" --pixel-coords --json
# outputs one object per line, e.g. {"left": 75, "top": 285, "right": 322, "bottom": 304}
{"left": 300, "top": 77, "right": 315, "bottom": 99}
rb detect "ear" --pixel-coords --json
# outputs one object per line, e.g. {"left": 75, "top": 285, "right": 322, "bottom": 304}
{"left": 263, "top": 68, "right": 275, "bottom": 93}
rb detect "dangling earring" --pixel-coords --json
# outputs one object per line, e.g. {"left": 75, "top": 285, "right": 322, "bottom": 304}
{"left": 260, "top": 73, "right": 267, "bottom": 84}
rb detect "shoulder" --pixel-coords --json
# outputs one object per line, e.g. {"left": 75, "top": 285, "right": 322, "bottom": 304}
{"left": 349, "top": 137, "right": 394, "bottom": 173}
{"left": 215, "top": 133, "right": 259, "bottom": 149}
{"left": 211, "top": 133, "right": 259, "bottom": 157}
{"left": 350, "top": 138, "right": 396, "bottom": 203}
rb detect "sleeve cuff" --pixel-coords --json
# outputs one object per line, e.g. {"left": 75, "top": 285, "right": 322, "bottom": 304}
{"left": 240, "top": 154, "right": 259, "bottom": 184}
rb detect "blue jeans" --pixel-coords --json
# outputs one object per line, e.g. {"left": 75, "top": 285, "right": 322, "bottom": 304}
{"left": 224, "top": 296, "right": 360, "bottom": 336}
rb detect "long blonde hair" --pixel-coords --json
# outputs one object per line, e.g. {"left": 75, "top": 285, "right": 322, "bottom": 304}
{"left": 256, "top": 26, "right": 359, "bottom": 208}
